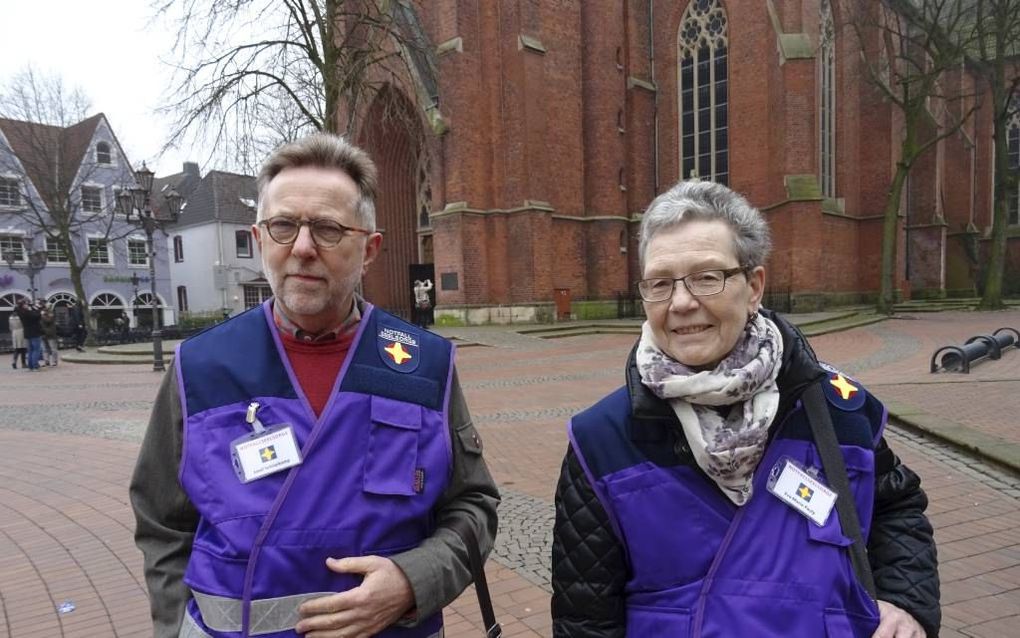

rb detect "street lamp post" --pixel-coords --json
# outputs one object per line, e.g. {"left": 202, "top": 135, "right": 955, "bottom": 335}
{"left": 117, "top": 163, "right": 182, "bottom": 372}
{"left": 2, "top": 236, "right": 48, "bottom": 301}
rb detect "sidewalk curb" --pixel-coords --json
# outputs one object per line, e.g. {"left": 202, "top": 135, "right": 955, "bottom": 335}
{"left": 885, "top": 400, "right": 1020, "bottom": 475}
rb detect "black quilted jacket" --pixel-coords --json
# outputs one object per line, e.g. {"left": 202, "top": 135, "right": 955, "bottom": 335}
{"left": 551, "top": 310, "right": 941, "bottom": 637}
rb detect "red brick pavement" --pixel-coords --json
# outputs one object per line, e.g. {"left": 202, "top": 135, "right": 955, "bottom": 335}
{"left": 0, "top": 314, "right": 1018, "bottom": 637}
{"left": 810, "top": 309, "right": 1020, "bottom": 451}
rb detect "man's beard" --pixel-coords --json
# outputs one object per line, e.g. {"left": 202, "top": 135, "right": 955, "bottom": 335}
{"left": 267, "top": 262, "right": 362, "bottom": 323}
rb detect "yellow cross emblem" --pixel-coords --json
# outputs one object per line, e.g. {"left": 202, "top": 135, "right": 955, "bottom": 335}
{"left": 798, "top": 484, "right": 814, "bottom": 501}
{"left": 260, "top": 446, "right": 276, "bottom": 462}
{"left": 829, "top": 373, "right": 859, "bottom": 401}
{"left": 384, "top": 341, "right": 412, "bottom": 365}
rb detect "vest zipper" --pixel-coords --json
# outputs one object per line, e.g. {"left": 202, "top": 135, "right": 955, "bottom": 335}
{"left": 691, "top": 505, "right": 746, "bottom": 637}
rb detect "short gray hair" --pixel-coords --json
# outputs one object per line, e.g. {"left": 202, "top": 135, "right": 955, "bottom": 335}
{"left": 638, "top": 180, "right": 772, "bottom": 270}
{"left": 256, "top": 133, "right": 378, "bottom": 230}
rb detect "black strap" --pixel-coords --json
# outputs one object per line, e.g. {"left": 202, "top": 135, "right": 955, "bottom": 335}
{"left": 802, "top": 382, "right": 878, "bottom": 600}
{"left": 446, "top": 518, "right": 502, "bottom": 638}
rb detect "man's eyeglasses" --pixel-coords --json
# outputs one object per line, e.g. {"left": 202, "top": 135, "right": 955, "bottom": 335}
{"left": 258, "top": 217, "right": 372, "bottom": 249}
{"left": 636, "top": 267, "right": 746, "bottom": 302}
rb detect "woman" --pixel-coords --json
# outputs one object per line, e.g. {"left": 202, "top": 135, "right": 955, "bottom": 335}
{"left": 9, "top": 310, "right": 26, "bottom": 369}
{"left": 551, "top": 181, "right": 939, "bottom": 637}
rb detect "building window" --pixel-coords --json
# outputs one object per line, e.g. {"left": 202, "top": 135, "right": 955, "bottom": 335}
{"left": 0, "top": 235, "right": 26, "bottom": 263}
{"left": 819, "top": 0, "right": 836, "bottom": 198}
{"left": 128, "top": 239, "right": 149, "bottom": 266}
{"left": 0, "top": 177, "right": 20, "bottom": 207}
{"left": 177, "top": 286, "right": 189, "bottom": 312}
{"left": 1008, "top": 108, "right": 1020, "bottom": 226}
{"left": 678, "top": 0, "right": 729, "bottom": 185}
{"left": 45, "top": 237, "right": 69, "bottom": 263}
{"left": 81, "top": 186, "right": 103, "bottom": 213}
{"left": 243, "top": 284, "right": 273, "bottom": 309}
{"left": 173, "top": 235, "right": 184, "bottom": 262}
{"left": 96, "top": 142, "right": 112, "bottom": 165}
{"left": 236, "top": 230, "right": 252, "bottom": 258}
{"left": 88, "top": 237, "right": 112, "bottom": 264}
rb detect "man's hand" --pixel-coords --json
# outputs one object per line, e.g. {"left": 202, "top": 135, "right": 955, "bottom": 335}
{"left": 872, "top": 600, "right": 925, "bottom": 638}
{"left": 295, "top": 556, "right": 415, "bottom": 638}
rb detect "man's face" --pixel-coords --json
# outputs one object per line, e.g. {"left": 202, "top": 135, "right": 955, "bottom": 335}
{"left": 253, "top": 166, "right": 382, "bottom": 332}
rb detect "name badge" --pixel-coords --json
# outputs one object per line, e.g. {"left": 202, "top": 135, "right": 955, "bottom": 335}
{"left": 231, "top": 425, "right": 303, "bottom": 483}
{"left": 766, "top": 457, "right": 837, "bottom": 527}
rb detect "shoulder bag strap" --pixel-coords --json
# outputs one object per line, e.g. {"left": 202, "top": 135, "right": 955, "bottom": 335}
{"left": 446, "top": 518, "right": 503, "bottom": 638}
{"left": 802, "top": 382, "right": 878, "bottom": 600}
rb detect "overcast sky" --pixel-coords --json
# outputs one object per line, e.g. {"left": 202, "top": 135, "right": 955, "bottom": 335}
{"left": 0, "top": 1, "right": 212, "bottom": 177}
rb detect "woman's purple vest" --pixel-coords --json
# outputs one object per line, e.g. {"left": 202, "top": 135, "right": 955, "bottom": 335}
{"left": 569, "top": 372, "right": 886, "bottom": 637}
{"left": 175, "top": 301, "right": 454, "bottom": 637}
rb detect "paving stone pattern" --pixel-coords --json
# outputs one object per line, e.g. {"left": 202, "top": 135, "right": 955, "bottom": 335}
{"left": 0, "top": 310, "right": 1019, "bottom": 637}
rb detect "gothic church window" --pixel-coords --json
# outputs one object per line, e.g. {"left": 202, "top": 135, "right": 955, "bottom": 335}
{"left": 1008, "top": 108, "right": 1019, "bottom": 226}
{"left": 678, "top": 0, "right": 728, "bottom": 185}
{"left": 819, "top": 0, "right": 836, "bottom": 198}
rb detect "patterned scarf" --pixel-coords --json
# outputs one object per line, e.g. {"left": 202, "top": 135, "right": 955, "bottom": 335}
{"left": 636, "top": 314, "right": 784, "bottom": 505}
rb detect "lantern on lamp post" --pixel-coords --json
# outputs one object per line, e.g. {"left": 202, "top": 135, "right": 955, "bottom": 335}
{"left": 117, "top": 163, "right": 182, "bottom": 372}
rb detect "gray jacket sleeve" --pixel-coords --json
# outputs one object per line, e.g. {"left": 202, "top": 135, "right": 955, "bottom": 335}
{"left": 389, "top": 367, "right": 501, "bottom": 622}
{"left": 129, "top": 363, "right": 197, "bottom": 638}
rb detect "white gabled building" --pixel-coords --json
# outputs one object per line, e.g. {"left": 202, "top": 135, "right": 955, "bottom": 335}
{"left": 158, "top": 164, "right": 269, "bottom": 317}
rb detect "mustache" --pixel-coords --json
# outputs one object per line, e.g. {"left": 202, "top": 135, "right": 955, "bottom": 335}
{"left": 285, "top": 270, "right": 327, "bottom": 279}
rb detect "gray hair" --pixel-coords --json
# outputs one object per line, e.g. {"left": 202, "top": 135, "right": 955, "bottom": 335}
{"left": 256, "top": 132, "right": 379, "bottom": 230}
{"left": 638, "top": 180, "right": 772, "bottom": 270}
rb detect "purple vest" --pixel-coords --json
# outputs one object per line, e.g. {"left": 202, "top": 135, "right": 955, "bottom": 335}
{"left": 176, "top": 301, "right": 454, "bottom": 637}
{"left": 569, "top": 379, "right": 885, "bottom": 637}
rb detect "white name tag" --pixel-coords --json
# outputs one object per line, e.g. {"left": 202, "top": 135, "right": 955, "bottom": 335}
{"left": 766, "top": 458, "right": 837, "bottom": 527}
{"left": 231, "top": 425, "right": 303, "bottom": 483}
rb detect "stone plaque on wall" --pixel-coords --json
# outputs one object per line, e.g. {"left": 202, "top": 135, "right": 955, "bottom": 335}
{"left": 440, "top": 272, "right": 459, "bottom": 291}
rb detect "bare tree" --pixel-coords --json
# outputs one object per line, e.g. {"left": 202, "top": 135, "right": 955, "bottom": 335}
{"left": 959, "top": 0, "right": 1020, "bottom": 308}
{"left": 0, "top": 67, "right": 138, "bottom": 341}
{"left": 843, "top": 0, "right": 978, "bottom": 314}
{"left": 154, "top": 0, "right": 437, "bottom": 172}
{"left": 887, "top": 0, "right": 1020, "bottom": 308}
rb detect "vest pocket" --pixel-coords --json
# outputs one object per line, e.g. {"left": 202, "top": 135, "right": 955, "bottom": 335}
{"left": 626, "top": 605, "right": 691, "bottom": 636}
{"left": 364, "top": 396, "right": 422, "bottom": 496}
{"left": 824, "top": 608, "right": 879, "bottom": 637}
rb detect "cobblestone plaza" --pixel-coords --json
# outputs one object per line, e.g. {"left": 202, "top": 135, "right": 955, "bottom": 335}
{"left": 1, "top": 309, "right": 1019, "bottom": 637}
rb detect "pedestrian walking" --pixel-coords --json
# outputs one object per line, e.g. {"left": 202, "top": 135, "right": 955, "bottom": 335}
{"left": 69, "top": 299, "right": 86, "bottom": 351}
{"left": 41, "top": 303, "right": 59, "bottom": 366}
{"left": 552, "top": 180, "right": 939, "bottom": 637}
{"left": 9, "top": 310, "right": 26, "bottom": 369}
{"left": 15, "top": 299, "right": 42, "bottom": 371}
{"left": 130, "top": 133, "right": 499, "bottom": 638}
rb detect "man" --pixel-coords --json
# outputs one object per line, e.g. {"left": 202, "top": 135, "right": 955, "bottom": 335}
{"left": 40, "top": 302, "right": 59, "bottom": 366}
{"left": 131, "top": 133, "right": 499, "bottom": 638}
{"left": 69, "top": 299, "right": 86, "bottom": 351}
{"left": 15, "top": 298, "right": 42, "bottom": 370}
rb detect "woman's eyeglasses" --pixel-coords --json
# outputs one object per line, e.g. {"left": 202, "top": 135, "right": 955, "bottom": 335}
{"left": 636, "top": 267, "right": 746, "bottom": 302}
{"left": 258, "top": 217, "right": 371, "bottom": 249}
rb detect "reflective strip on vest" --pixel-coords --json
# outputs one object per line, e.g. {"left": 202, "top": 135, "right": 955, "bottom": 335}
{"left": 194, "top": 591, "right": 331, "bottom": 634}
{"left": 186, "top": 592, "right": 446, "bottom": 637}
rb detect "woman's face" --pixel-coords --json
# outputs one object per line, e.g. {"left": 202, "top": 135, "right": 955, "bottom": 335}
{"left": 642, "top": 219, "right": 765, "bottom": 370}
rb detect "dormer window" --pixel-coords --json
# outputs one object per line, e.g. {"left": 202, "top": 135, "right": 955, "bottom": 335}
{"left": 96, "top": 142, "right": 112, "bottom": 165}
{"left": 0, "top": 177, "right": 20, "bottom": 207}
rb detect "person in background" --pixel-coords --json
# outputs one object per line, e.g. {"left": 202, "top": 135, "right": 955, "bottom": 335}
{"left": 9, "top": 309, "right": 26, "bottom": 369}
{"left": 15, "top": 298, "right": 42, "bottom": 371}
{"left": 69, "top": 299, "right": 86, "bottom": 351}
{"left": 40, "top": 303, "right": 59, "bottom": 367}
{"left": 551, "top": 180, "right": 939, "bottom": 637}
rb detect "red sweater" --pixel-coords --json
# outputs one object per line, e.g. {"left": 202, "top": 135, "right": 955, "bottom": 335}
{"left": 278, "top": 329, "right": 356, "bottom": 417}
